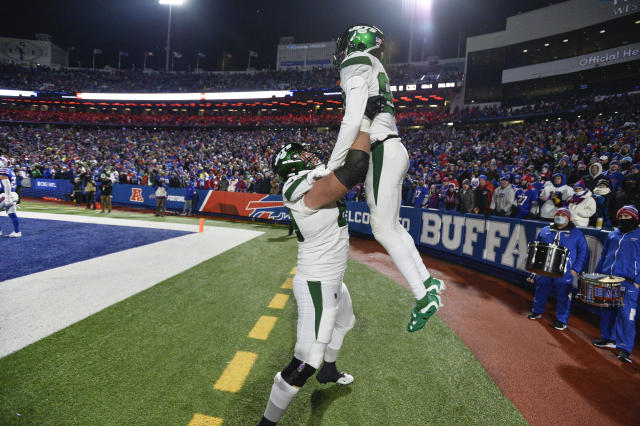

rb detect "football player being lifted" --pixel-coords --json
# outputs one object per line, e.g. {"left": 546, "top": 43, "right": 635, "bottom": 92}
{"left": 0, "top": 156, "right": 21, "bottom": 237}
{"left": 259, "top": 144, "right": 356, "bottom": 426}
{"left": 304, "top": 24, "right": 445, "bottom": 332}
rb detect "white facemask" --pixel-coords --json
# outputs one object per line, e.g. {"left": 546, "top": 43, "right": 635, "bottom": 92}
{"left": 594, "top": 186, "right": 610, "bottom": 195}
{"left": 554, "top": 216, "right": 568, "bottom": 226}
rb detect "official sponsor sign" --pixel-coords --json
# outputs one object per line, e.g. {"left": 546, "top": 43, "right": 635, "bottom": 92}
{"left": 502, "top": 42, "right": 640, "bottom": 84}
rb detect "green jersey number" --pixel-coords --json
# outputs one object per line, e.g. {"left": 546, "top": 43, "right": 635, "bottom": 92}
{"left": 337, "top": 200, "right": 347, "bottom": 227}
{"left": 377, "top": 72, "right": 395, "bottom": 116}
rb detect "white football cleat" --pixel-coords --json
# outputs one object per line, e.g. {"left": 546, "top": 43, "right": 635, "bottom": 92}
{"left": 8, "top": 232, "right": 21, "bottom": 238}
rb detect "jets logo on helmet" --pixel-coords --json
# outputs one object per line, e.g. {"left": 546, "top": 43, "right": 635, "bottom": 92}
{"left": 333, "top": 24, "right": 385, "bottom": 67}
{"left": 272, "top": 143, "right": 321, "bottom": 180}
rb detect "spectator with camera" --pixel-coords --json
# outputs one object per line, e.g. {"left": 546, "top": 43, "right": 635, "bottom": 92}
{"left": 99, "top": 174, "right": 112, "bottom": 213}
{"left": 85, "top": 176, "right": 97, "bottom": 210}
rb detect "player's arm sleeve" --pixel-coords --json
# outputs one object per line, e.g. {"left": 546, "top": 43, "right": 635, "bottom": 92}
{"left": 282, "top": 174, "right": 313, "bottom": 203}
{"left": 327, "top": 64, "right": 371, "bottom": 171}
{"left": 1, "top": 177, "right": 11, "bottom": 199}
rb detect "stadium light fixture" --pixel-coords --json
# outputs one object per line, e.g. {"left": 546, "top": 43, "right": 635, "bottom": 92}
{"left": 159, "top": 0, "right": 186, "bottom": 72}
{"left": 544, "top": 43, "right": 550, "bottom": 47}
{"left": 563, "top": 39, "right": 568, "bottom": 43}
{"left": 522, "top": 49, "right": 528, "bottom": 53}
{"left": 600, "top": 29, "right": 606, "bottom": 33}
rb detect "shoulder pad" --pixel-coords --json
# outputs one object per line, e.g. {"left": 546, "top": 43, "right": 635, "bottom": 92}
{"left": 283, "top": 172, "right": 311, "bottom": 202}
{"left": 340, "top": 52, "right": 373, "bottom": 70}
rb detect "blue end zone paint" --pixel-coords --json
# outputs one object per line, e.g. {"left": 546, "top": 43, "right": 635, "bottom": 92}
{"left": 0, "top": 218, "right": 192, "bottom": 282}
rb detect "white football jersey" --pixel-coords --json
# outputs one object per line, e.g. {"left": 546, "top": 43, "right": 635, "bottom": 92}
{"left": 328, "top": 51, "right": 398, "bottom": 170}
{"left": 282, "top": 170, "right": 349, "bottom": 280}
{"left": 340, "top": 51, "right": 398, "bottom": 140}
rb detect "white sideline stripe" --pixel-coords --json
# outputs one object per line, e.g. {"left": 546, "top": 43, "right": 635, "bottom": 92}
{"left": 0, "top": 212, "right": 263, "bottom": 358}
{"left": 16, "top": 211, "right": 205, "bottom": 231}
{"left": 198, "top": 191, "right": 212, "bottom": 212}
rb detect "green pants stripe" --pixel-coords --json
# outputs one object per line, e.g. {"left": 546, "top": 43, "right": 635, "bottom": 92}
{"left": 307, "top": 281, "right": 323, "bottom": 339}
{"left": 371, "top": 142, "right": 384, "bottom": 205}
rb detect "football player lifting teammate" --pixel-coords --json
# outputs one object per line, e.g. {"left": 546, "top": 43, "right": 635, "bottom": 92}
{"left": 258, "top": 143, "right": 356, "bottom": 425}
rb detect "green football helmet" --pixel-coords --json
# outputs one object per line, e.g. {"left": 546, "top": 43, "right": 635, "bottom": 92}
{"left": 333, "top": 24, "right": 385, "bottom": 67}
{"left": 272, "top": 143, "right": 321, "bottom": 180}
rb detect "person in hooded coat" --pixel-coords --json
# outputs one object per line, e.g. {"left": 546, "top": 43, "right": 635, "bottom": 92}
{"left": 590, "top": 178, "right": 614, "bottom": 228}
{"left": 583, "top": 162, "right": 609, "bottom": 192}
{"left": 567, "top": 181, "right": 596, "bottom": 227}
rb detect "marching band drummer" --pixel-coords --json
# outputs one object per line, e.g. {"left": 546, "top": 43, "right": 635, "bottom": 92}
{"left": 591, "top": 205, "right": 640, "bottom": 364}
{"left": 527, "top": 208, "right": 589, "bottom": 330}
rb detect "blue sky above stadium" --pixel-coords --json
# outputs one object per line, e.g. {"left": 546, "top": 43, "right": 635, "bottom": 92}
{"left": 7, "top": 0, "right": 562, "bottom": 70}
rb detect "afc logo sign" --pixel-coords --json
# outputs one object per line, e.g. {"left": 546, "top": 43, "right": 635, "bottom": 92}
{"left": 130, "top": 188, "right": 144, "bottom": 203}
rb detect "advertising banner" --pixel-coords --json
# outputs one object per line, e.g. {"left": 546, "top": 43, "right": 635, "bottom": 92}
{"left": 198, "top": 191, "right": 289, "bottom": 221}
{"left": 22, "top": 179, "right": 74, "bottom": 199}
{"left": 502, "top": 42, "right": 640, "bottom": 84}
{"left": 111, "top": 184, "right": 193, "bottom": 212}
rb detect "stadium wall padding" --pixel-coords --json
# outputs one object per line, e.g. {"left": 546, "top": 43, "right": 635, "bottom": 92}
{"left": 24, "top": 179, "right": 611, "bottom": 281}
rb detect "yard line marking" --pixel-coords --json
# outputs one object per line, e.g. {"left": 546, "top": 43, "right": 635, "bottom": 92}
{"left": 248, "top": 316, "right": 278, "bottom": 340}
{"left": 268, "top": 294, "right": 290, "bottom": 309}
{"left": 281, "top": 277, "right": 293, "bottom": 289}
{"left": 213, "top": 351, "right": 258, "bottom": 393}
{"left": 290, "top": 266, "right": 297, "bottom": 275}
{"left": 188, "top": 413, "right": 223, "bottom": 426}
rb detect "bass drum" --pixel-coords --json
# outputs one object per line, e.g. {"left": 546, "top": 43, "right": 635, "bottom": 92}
{"left": 525, "top": 241, "right": 569, "bottom": 278}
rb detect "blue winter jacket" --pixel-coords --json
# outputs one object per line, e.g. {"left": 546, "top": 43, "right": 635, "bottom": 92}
{"left": 595, "top": 227, "right": 640, "bottom": 284}
{"left": 536, "top": 223, "right": 589, "bottom": 279}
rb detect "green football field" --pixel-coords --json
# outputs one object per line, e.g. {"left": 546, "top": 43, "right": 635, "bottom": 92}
{"left": 0, "top": 202, "right": 527, "bottom": 425}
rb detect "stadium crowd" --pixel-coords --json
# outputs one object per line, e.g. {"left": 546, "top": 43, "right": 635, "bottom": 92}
{"left": 0, "top": 62, "right": 461, "bottom": 93}
{"left": 2, "top": 103, "right": 638, "bottom": 228}
{"left": 0, "top": 108, "right": 448, "bottom": 128}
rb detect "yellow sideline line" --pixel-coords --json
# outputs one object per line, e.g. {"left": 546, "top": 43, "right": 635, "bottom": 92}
{"left": 248, "top": 316, "right": 278, "bottom": 340}
{"left": 290, "top": 266, "right": 297, "bottom": 275}
{"left": 188, "top": 413, "right": 223, "bottom": 426}
{"left": 268, "top": 293, "right": 289, "bottom": 309}
{"left": 213, "top": 351, "right": 258, "bottom": 393}
{"left": 281, "top": 277, "right": 293, "bottom": 289}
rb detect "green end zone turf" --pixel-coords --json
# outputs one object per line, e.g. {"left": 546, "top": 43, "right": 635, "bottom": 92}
{"left": 0, "top": 202, "right": 527, "bottom": 425}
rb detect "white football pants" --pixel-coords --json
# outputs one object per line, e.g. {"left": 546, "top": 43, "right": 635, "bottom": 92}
{"left": 292, "top": 273, "right": 355, "bottom": 369}
{"left": 365, "top": 138, "right": 430, "bottom": 300}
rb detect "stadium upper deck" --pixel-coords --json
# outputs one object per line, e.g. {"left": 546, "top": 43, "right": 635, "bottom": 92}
{"left": 464, "top": 0, "right": 640, "bottom": 104}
